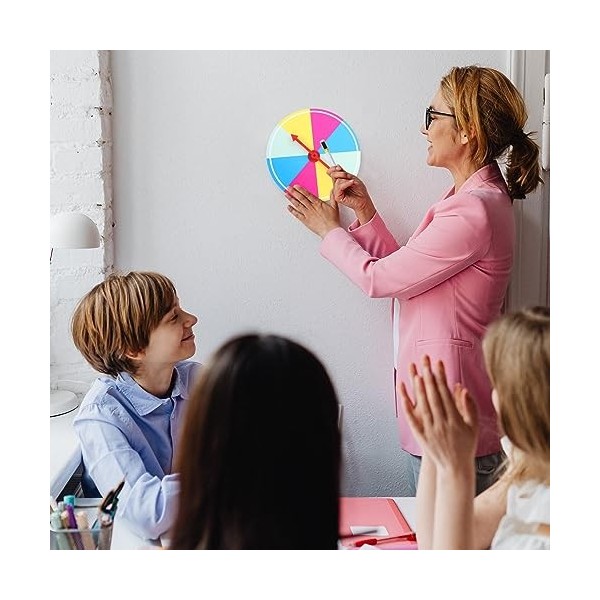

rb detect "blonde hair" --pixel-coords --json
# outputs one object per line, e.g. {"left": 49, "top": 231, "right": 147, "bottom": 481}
{"left": 71, "top": 271, "right": 177, "bottom": 377}
{"left": 483, "top": 306, "right": 550, "bottom": 485}
{"left": 440, "top": 65, "right": 542, "bottom": 200}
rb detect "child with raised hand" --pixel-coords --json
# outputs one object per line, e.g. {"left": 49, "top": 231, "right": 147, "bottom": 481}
{"left": 399, "top": 306, "right": 550, "bottom": 549}
{"left": 71, "top": 271, "right": 200, "bottom": 540}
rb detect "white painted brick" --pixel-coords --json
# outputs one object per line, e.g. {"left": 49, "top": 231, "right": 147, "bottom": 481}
{"left": 50, "top": 114, "right": 102, "bottom": 143}
{"left": 50, "top": 50, "right": 113, "bottom": 388}
{"left": 50, "top": 78, "right": 102, "bottom": 106}
{"left": 50, "top": 177, "right": 105, "bottom": 208}
{"left": 50, "top": 248, "right": 104, "bottom": 271}
{"left": 50, "top": 51, "right": 99, "bottom": 74}
{"left": 50, "top": 267, "right": 103, "bottom": 301}
{"left": 52, "top": 146, "right": 103, "bottom": 176}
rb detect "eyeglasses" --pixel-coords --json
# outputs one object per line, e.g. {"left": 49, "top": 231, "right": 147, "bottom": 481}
{"left": 425, "top": 107, "right": 455, "bottom": 130}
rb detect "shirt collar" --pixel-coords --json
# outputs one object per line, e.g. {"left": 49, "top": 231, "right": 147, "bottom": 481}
{"left": 444, "top": 162, "right": 507, "bottom": 199}
{"left": 116, "top": 363, "right": 188, "bottom": 416}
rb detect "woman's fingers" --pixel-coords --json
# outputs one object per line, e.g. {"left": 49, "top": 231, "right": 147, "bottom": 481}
{"left": 286, "top": 204, "right": 305, "bottom": 221}
{"left": 285, "top": 185, "right": 315, "bottom": 208}
{"left": 327, "top": 165, "right": 353, "bottom": 178}
{"left": 284, "top": 193, "right": 305, "bottom": 213}
{"left": 336, "top": 179, "right": 355, "bottom": 192}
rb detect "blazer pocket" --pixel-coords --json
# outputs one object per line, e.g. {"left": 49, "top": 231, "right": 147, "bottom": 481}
{"left": 416, "top": 338, "right": 473, "bottom": 349}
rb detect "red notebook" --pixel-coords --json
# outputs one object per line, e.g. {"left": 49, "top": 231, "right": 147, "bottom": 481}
{"left": 339, "top": 497, "right": 417, "bottom": 550}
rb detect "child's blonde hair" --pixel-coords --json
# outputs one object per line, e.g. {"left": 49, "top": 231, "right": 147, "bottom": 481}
{"left": 483, "top": 306, "right": 550, "bottom": 485}
{"left": 71, "top": 271, "right": 177, "bottom": 377}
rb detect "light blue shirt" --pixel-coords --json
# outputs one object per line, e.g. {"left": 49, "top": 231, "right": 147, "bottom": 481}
{"left": 73, "top": 360, "right": 201, "bottom": 540}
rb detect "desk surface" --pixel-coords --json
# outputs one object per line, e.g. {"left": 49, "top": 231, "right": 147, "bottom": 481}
{"left": 110, "top": 497, "right": 417, "bottom": 550}
{"left": 50, "top": 407, "right": 81, "bottom": 499}
{"left": 50, "top": 409, "right": 417, "bottom": 550}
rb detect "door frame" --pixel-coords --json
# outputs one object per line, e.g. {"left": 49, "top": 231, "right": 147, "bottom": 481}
{"left": 507, "top": 49, "right": 550, "bottom": 310}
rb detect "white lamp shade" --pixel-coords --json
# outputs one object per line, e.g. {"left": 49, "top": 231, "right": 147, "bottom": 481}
{"left": 50, "top": 212, "right": 101, "bottom": 249}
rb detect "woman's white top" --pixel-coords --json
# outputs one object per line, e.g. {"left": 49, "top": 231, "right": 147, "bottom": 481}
{"left": 491, "top": 438, "right": 550, "bottom": 550}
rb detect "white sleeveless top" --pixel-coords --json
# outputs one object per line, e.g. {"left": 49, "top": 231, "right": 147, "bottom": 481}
{"left": 491, "top": 437, "right": 550, "bottom": 550}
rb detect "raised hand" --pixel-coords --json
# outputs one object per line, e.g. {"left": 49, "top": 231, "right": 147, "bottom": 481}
{"left": 399, "top": 355, "right": 479, "bottom": 473}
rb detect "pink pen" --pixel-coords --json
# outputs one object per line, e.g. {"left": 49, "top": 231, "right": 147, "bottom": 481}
{"left": 353, "top": 532, "right": 417, "bottom": 547}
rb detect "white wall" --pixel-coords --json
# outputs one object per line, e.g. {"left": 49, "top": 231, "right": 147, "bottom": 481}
{"left": 50, "top": 51, "right": 114, "bottom": 389}
{"left": 110, "top": 50, "right": 510, "bottom": 495}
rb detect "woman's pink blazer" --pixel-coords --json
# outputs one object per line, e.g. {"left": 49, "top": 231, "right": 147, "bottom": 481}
{"left": 320, "top": 162, "right": 514, "bottom": 456}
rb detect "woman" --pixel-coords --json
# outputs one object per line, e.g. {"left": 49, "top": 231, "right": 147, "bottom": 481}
{"left": 284, "top": 65, "right": 541, "bottom": 495}
{"left": 168, "top": 334, "right": 341, "bottom": 549}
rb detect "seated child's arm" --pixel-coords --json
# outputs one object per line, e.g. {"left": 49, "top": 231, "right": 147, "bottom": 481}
{"left": 473, "top": 476, "right": 509, "bottom": 549}
{"left": 75, "top": 410, "right": 179, "bottom": 540}
{"left": 415, "top": 453, "right": 436, "bottom": 549}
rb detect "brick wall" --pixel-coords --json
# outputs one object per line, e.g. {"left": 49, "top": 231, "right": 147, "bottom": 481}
{"left": 50, "top": 50, "right": 113, "bottom": 388}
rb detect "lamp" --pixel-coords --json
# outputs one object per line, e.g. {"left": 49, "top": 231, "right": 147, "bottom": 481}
{"left": 50, "top": 212, "right": 101, "bottom": 417}
{"left": 50, "top": 212, "right": 101, "bottom": 253}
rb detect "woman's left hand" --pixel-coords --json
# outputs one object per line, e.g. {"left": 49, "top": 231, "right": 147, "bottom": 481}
{"left": 284, "top": 185, "right": 341, "bottom": 238}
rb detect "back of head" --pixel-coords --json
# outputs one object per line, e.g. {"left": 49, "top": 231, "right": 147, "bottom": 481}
{"left": 71, "top": 271, "right": 176, "bottom": 377}
{"left": 170, "top": 334, "right": 341, "bottom": 549}
{"left": 483, "top": 306, "right": 550, "bottom": 484}
{"left": 440, "top": 65, "right": 542, "bottom": 200}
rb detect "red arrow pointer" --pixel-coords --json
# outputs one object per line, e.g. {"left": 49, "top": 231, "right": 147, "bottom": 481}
{"left": 291, "top": 133, "right": 333, "bottom": 170}
{"left": 291, "top": 133, "right": 312, "bottom": 153}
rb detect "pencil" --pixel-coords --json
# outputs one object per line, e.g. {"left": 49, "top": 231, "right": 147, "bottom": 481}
{"left": 75, "top": 510, "right": 96, "bottom": 550}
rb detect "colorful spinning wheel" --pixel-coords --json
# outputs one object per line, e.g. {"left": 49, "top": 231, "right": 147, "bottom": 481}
{"left": 266, "top": 107, "right": 361, "bottom": 200}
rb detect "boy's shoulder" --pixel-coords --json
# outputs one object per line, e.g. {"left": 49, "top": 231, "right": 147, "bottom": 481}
{"left": 82, "top": 375, "right": 119, "bottom": 402}
{"left": 73, "top": 375, "right": 125, "bottom": 423}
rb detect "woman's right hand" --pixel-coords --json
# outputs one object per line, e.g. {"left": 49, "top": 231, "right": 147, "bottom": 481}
{"left": 327, "top": 166, "right": 375, "bottom": 223}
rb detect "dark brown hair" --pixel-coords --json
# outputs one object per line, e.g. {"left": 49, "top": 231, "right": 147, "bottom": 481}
{"left": 169, "top": 334, "right": 341, "bottom": 549}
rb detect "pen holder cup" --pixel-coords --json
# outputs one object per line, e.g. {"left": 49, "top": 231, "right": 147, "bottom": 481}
{"left": 50, "top": 513, "right": 113, "bottom": 550}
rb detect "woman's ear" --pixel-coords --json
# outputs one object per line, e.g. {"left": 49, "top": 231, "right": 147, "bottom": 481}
{"left": 460, "top": 124, "right": 476, "bottom": 146}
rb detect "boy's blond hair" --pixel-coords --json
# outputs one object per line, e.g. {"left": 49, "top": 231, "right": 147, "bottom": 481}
{"left": 71, "top": 271, "right": 177, "bottom": 377}
{"left": 483, "top": 306, "right": 550, "bottom": 485}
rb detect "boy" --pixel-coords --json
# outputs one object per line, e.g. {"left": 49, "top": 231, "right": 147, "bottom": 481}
{"left": 71, "top": 271, "right": 200, "bottom": 539}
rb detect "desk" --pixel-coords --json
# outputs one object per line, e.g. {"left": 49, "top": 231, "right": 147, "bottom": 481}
{"left": 50, "top": 408, "right": 81, "bottom": 500}
{"left": 393, "top": 497, "right": 416, "bottom": 530}
{"left": 51, "top": 413, "right": 417, "bottom": 549}
{"left": 110, "top": 498, "right": 417, "bottom": 550}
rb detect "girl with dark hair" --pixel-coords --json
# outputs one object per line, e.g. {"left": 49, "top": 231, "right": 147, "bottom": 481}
{"left": 168, "top": 334, "right": 341, "bottom": 550}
